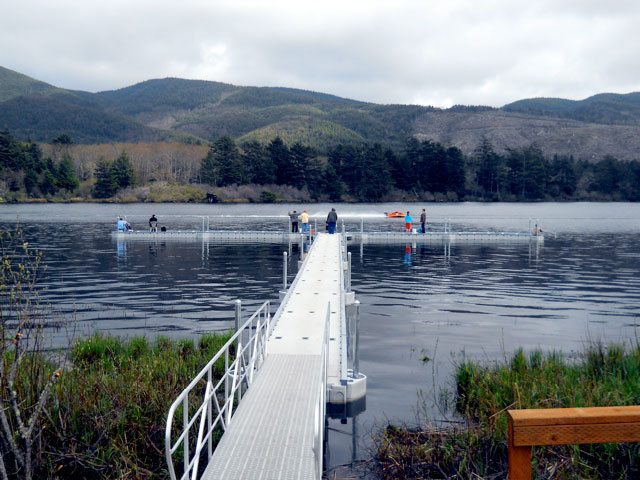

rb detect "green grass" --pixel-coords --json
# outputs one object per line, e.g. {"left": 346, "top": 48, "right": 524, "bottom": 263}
{"left": 29, "top": 332, "right": 233, "bottom": 479}
{"left": 376, "top": 342, "right": 640, "bottom": 479}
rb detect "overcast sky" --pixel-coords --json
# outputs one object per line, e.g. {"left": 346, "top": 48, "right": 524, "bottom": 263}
{"left": 1, "top": 0, "right": 639, "bottom": 108}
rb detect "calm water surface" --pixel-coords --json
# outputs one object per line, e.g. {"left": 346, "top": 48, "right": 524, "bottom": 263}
{"left": 1, "top": 202, "right": 639, "bottom": 472}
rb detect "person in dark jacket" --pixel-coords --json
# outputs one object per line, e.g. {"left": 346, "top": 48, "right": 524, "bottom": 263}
{"left": 326, "top": 208, "right": 338, "bottom": 234}
{"left": 289, "top": 210, "right": 299, "bottom": 232}
{"left": 149, "top": 214, "right": 158, "bottom": 232}
{"left": 420, "top": 208, "right": 427, "bottom": 234}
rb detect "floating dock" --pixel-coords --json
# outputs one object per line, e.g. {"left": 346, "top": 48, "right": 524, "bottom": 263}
{"left": 353, "top": 231, "right": 543, "bottom": 244}
{"left": 113, "top": 229, "right": 544, "bottom": 245}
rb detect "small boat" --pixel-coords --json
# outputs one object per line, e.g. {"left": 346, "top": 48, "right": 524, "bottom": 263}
{"left": 384, "top": 211, "right": 406, "bottom": 218}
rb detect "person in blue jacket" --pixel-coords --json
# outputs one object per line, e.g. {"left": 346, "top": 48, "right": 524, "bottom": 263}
{"left": 116, "top": 217, "right": 127, "bottom": 231}
{"left": 404, "top": 211, "right": 413, "bottom": 232}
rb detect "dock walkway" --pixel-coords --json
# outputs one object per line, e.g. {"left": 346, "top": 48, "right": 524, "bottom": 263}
{"left": 201, "top": 233, "right": 344, "bottom": 479}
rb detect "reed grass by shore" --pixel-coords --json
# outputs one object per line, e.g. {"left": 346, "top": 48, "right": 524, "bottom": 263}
{"left": 5, "top": 332, "right": 232, "bottom": 479}
{"left": 376, "top": 341, "right": 640, "bottom": 479}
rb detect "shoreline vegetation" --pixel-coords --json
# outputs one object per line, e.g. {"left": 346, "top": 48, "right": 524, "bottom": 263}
{"left": 2, "top": 130, "right": 640, "bottom": 204}
{"left": 3, "top": 332, "right": 233, "bottom": 479}
{"left": 375, "top": 341, "right": 640, "bottom": 479}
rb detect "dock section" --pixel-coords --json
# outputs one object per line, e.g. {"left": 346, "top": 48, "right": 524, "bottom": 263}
{"left": 351, "top": 231, "right": 544, "bottom": 244}
{"left": 199, "top": 233, "right": 361, "bottom": 479}
{"left": 113, "top": 229, "right": 544, "bottom": 245}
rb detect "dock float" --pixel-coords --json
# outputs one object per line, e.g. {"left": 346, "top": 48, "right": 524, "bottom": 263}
{"left": 113, "top": 229, "right": 544, "bottom": 245}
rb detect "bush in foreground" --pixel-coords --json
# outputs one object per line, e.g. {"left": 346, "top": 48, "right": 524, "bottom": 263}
{"left": 31, "top": 333, "right": 232, "bottom": 479}
{"left": 376, "top": 342, "right": 640, "bottom": 479}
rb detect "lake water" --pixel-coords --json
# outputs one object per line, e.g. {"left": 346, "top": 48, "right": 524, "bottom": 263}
{"left": 1, "top": 202, "right": 639, "bottom": 474}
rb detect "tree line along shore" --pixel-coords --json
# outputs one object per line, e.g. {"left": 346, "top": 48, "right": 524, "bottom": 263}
{"left": 2, "top": 130, "right": 640, "bottom": 204}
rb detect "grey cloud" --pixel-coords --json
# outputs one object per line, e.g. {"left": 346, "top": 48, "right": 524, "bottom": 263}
{"left": 1, "top": 0, "right": 639, "bottom": 106}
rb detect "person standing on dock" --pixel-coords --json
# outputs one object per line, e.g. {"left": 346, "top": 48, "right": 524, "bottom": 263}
{"left": 326, "top": 208, "right": 338, "bottom": 234}
{"left": 289, "top": 210, "right": 299, "bottom": 232}
{"left": 299, "top": 210, "right": 309, "bottom": 233}
{"left": 420, "top": 208, "right": 427, "bottom": 234}
{"left": 149, "top": 214, "right": 158, "bottom": 232}
{"left": 405, "top": 211, "right": 412, "bottom": 233}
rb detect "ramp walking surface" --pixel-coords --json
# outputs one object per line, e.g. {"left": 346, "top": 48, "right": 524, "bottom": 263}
{"left": 202, "top": 233, "right": 342, "bottom": 479}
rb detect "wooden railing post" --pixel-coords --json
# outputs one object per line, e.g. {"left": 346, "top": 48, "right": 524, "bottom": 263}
{"left": 508, "top": 413, "right": 531, "bottom": 479}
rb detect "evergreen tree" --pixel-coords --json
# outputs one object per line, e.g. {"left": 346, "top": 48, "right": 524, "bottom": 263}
{"left": 348, "top": 143, "right": 392, "bottom": 201}
{"left": 40, "top": 169, "right": 57, "bottom": 196}
{"left": 289, "top": 143, "right": 312, "bottom": 189}
{"left": 26, "top": 142, "right": 44, "bottom": 173}
{"left": 112, "top": 152, "right": 136, "bottom": 189}
{"left": 214, "top": 136, "right": 244, "bottom": 186}
{"left": 446, "top": 147, "right": 466, "bottom": 197}
{"left": 51, "top": 134, "right": 73, "bottom": 145}
{"left": 305, "top": 155, "right": 324, "bottom": 199}
{"left": 593, "top": 156, "right": 622, "bottom": 195}
{"left": 548, "top": 155, "right": 577, "bottom": 198}
{"left": 268, "top": 137, "right": 294, "bottom": 185}
{"left": 24, "top": 169, "right": 39, "bottom": 195}
{"left": 56, "top": 155, "right": 79, "bottom": 192}
{"left": 396, "top": 137, "right": 422, "bottom": 192}
{"left": 421, "top": 140, "right": 447, "bottom": 193}
{"left": 329, "top": 144, "right": 358, "bottom": 193}
{"left": 323, "top": 163, "right": 345, "bottom": 201}
{"left": 0, "top": 131, "right": 21, "bottom": 171}
{"left": 361, "top": 143, "right": 392, "bottom": 201}
{"left": 93, "top": 159, "right": 117, "bottom": 198}
{"left": 242, "top": 140, "right": 275, "bottom": 184}
{"left": 522, "top": 145, "right": 547, "bottom": 199}
{"left": 505, "top": 145, "right": 547, "bottom": 199}
{"left": 200, "top": 146, "right": 220, "bottom": 185}
{"left": 475, "top": 138, "right": 503, "bottom": 198}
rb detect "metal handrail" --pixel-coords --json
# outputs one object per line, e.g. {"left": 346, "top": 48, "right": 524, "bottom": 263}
{"left": 313, "top": 303, "right": 331, "bottom": 479}
{"left": 165, "top": 300, "right": 272, "bottom": 480}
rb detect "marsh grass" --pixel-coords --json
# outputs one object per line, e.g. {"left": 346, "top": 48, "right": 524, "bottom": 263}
{"left": 25, "top": 332, "right": 233, "bottom": 479}
{"left": 376, "top": 341, "right": 640, "bottom": 479}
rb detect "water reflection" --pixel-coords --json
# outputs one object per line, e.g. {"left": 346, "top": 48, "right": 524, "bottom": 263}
{"left": 403, "top": 244, "right": 412, "bottom": 267}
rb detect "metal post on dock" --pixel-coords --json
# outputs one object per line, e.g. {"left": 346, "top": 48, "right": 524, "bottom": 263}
{"left": 529, "top": 218, "right": 532, "bottom": 237}
{"left": 341, "top": 219, "right": 345, "bottom": 234}
{"left": 347, "top": 251, "right": 352, "bottom": 292}
{"left": 202, "top": 217, "right": 205, "bottom": 233}
{"left": 282, "top": 251, "right": 288, "bottom": 291}
{"left": 314, "top": 219, "right": 317, "bottom": 237}
{"left": 360, "top": 218, "right": 364, "bottom": 234}
{"left": 234, "top": 299, "right": 242, "bottom": 404}
{"left": 353, "top": 300, "right": 360, "bottom": 376}
{"left": 234, "top": 299, "right": 241, "bottom": 335}
{"left": 207, "top": 216, "right": 210, "bottom": 232}
{"left": 288, "top": 216, "right": 291, "bottom": 233}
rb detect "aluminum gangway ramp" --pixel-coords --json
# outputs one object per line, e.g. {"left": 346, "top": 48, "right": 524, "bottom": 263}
{"left": 201, "top": 233, "right": 343, "bottom": 480}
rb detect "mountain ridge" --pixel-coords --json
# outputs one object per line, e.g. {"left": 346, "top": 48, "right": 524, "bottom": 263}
{"left": 2, "top": 66, "right": 640, "bottom": 160}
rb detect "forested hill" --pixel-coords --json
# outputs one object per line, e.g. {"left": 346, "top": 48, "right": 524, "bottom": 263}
{"left": 2, "top": 66, "right": 640, "bottom": 160}
{"left": 503, "top": 92, "right": 640, "bottom": 126}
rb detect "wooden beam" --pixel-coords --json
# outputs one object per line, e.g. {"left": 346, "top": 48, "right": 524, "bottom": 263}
{"left": 508, "top": 406, "right": 640, "bottom": 427}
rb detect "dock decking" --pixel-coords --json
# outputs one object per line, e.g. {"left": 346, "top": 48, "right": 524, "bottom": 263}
{"left": 201, "top": 233, "right": 345, "bottom": 479}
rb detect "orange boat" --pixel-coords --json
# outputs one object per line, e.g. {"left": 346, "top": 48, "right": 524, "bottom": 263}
{"left": 384, "top": 211, "right": 406, "bottom": 218}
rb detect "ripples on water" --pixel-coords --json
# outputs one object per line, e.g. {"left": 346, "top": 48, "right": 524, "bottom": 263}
{"left": 1, "top": 202, "right": 639, "bottom": 470}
